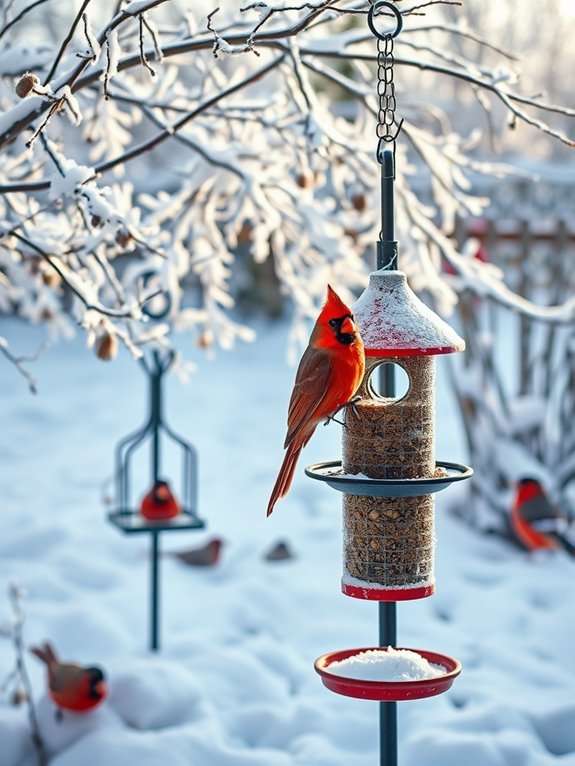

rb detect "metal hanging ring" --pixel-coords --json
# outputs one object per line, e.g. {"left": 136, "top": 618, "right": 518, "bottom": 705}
{"left": 368, "top": 1, "right": 403, "bottom": 40}
{"left": 140, "top": 269, "right": 172, "bottom": 320}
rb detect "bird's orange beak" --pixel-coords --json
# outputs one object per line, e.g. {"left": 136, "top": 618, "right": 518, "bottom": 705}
{"left": 340, "top": 316, "right": 355, "bottom": 335}
{"left": 95, "top": 681, "right": 107, "bottom": 698}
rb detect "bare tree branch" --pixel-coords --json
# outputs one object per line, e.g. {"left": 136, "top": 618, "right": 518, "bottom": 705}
{"left": 0, "top": 339, "right": 40, "bottom": 394}
{"left": 43, "top": 0, "right": 95, "bottom": 85}
{"left": 0, "top": 0, "right": 51, "bottom": 41}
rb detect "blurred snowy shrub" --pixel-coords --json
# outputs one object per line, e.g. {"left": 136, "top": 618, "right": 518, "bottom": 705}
{"left": 448, "top": 216, "right": 575, "bottom": 531}
{"left": 0, "top": 0, "right": 573, "bottom": 387}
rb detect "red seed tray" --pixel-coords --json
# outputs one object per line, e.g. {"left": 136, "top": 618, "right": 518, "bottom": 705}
{"left": 314, "top": 646, "right": 461, "bottom": 702}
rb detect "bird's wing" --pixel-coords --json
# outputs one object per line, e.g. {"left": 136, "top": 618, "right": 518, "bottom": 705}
{"left": 284, "top": 346, "right": 332, "bottom": 448}
{"left": 520, "top": 496, "right": 563, "bottom": 525}
{"left": 49, "top": 665, "right": 77, "bottom": 694}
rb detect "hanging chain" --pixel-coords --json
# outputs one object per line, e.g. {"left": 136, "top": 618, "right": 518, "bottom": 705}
{"left": 368, "top": 0, "right": 403, "bottom": 254}
{"left": 376, "top": 32, "right": 403, "bottom": 160}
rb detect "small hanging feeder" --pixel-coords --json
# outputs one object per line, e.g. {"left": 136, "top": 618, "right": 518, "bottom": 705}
{"left": 107, "top": 350, "right": 204, "bottom": 534}
{"left": 107, "top": 282, "right": 205, "bottom": 652}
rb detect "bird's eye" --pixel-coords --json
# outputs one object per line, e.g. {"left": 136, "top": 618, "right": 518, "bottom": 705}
{"left": 328, "top": 318, "right": 338, "bottom": 328}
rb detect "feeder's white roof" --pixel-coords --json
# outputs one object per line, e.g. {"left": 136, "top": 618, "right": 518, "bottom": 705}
{"left": 353, "top": 270, "right": 465, "bottom": 357}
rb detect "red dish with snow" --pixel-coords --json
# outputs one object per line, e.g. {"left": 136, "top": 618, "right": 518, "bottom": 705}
{"left": 314, "top": 646, "right": 461, "bottom": 701}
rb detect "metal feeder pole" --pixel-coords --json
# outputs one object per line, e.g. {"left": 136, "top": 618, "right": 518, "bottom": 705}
{"left": 377, "top": 144, "right": 399, "bottom": 766}
{"left": 369, "top": 3, "right": 403, "bottom": 760}
{"left": 149, "top": 351, "right": 163, "bottom": 652}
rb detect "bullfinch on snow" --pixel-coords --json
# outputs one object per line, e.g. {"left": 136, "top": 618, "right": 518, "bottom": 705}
{"left": 30, "top": 642, "right": 107, "bottom": 717}
{"left": 510, "top": 477, "right": 575, "bottom": 555}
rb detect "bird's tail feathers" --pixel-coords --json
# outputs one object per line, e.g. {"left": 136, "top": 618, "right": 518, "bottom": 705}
{"left": 267, "top": 443, "right": 303, "bottom": 517}
{"left": 30, "top": 641, "right": 58, "bottom": 668}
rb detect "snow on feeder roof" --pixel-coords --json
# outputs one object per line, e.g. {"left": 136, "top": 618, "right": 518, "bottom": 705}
{"left": 353, "top": 270, "right": 465, "bottom": 357}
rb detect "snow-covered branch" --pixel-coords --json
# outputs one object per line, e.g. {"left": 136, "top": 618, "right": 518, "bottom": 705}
{"left": 0, "top": 0, "right": 573, "bottom": 379}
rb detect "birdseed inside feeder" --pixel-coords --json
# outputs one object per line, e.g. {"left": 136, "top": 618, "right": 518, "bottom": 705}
{"left": 341, "top": 269, "right": 465, "bottom": 600}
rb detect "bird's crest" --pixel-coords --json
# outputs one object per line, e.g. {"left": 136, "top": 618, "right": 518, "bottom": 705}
{"left": 318, "top": 285, "right": 353, "bottom": 322}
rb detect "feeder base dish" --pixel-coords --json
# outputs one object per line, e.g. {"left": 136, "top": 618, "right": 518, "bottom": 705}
{"left": 305, "top": 460, "right": 473, "bottom": 497}
{"left": 314, "top": 646, "right": 461, "bottom": 701}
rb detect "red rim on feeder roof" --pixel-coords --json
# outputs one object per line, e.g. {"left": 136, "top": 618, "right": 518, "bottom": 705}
{"left": 353, "top": 270, "right": 465, "bottom": 357}
{"left": 314, "top": 647, "right": 461, "bottom": 702}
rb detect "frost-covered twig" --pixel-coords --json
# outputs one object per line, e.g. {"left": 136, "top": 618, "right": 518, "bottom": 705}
{"left": 307, "top": 48, "right": 575, "bottom": 145}
{"left": 0, "top": 338, "right": 40, "bottom": 393}
{"left": 42, "top": 0, "right": 95, "bottom": 85}
{"left": 402, "top": 0, "right": 463, "bottom": 15}
{"left": 0, "top": 584, "right": 46, "bottom": 766}
{"left": 0, "top": 0, "right": 50, "bottom": 41}
{"left": 8, "top": 232, "right": 157, "bottom": 319}
{"left": 138, "top": 13, "right": 157, "bottom": 76}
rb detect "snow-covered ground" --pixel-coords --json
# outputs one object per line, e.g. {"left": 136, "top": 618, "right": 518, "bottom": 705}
{"left": 1, "top": 315, "right": 575, "bottom": 766}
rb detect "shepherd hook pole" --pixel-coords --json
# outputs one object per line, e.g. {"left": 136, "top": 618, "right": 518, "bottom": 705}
{"left": 378, "top": 144, "right": 399, "bottom": 766}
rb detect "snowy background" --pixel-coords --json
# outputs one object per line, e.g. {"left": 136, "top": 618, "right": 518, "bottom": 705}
{"left": 1, "top": 313, "right": 575, "bottom": 766}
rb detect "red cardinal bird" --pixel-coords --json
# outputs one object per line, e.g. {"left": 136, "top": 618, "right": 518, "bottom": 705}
{"left": 140, "top": 479, "right": 180, "bottom": 520}
{"left": 267, "top": 285, "right": 365, "bottom": 516}
{"left": 30, "top": 642, "right": 107, "bottom": 715}
{"left": 510, "top": 477, "right": 575, "bottom": 554}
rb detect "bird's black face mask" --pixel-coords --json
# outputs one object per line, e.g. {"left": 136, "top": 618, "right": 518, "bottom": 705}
{"left": 87, "top": 667, "right": 105, "bottom": 700}
{"left": 329, "top": 314, "right": 356, "bottom": 345}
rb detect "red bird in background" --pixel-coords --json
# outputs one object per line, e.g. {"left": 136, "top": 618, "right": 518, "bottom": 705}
{"left": 30, "top": 642, "right": 107, "bottom": 716}
{"left": 267, "top": 285, "right": 365, "bottom": 516}
{"left": 140, "top": 479, "right": 180, "bottom": 520}
{"left": 510, "top": 477, "right": 575, "bottom": 555}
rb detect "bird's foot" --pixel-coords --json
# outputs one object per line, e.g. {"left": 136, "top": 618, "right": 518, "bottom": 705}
{"left": 346, "top": 395, "right": 362, "bottom": 420}
{"left": 323, "top": 414, "right": 345, "bottom": 427}
{"left": 324, "top": 396, "right": 362, "bottom": 428}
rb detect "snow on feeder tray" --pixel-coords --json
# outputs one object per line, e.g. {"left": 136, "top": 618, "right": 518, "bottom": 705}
{"left": 314, "top": 647, "right": 461, "bottom": 702}
{"left": 107, "top": 349, "right": 205, "bottom": 651}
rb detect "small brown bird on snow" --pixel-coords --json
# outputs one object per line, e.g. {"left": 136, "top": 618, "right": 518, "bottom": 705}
{"left": 264, "top": 540, "right": 295, "bottom": 562}
{"left": 166, "top": 537, "right": 224, "bottom": 567}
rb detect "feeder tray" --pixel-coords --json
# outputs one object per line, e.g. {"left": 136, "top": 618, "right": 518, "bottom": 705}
{"left": 314, "top": 647, "right": 461, "bottom": 702}
{"left": 305, "top": 460, "right": 473, "bottom": 497}
{"left": 107, "top": 509, "right": 205, "bottom": 535}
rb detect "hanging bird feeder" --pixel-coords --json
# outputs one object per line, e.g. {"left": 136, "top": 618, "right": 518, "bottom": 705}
{"left": 309, "top": 269, "right": 469, "bottom": 600}
{"left": 107, "top": 282, "right": 205, "bottom": 652}
{"left": 306, "top": 3, "right": 472, "bottom": 764}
